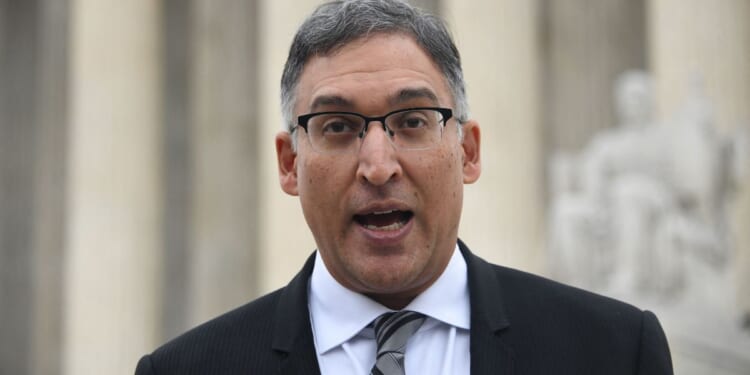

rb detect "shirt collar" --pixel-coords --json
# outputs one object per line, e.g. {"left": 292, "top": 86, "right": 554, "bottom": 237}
{"left": 308, "top": 244, "right": 470, "bottom": 354}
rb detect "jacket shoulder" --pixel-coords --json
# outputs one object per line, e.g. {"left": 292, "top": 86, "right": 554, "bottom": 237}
{"left": 492, "top": 263, "right": 643, "bottom": 318}
{"left": 487, "top": 264, "right": 672, "bottom": 373}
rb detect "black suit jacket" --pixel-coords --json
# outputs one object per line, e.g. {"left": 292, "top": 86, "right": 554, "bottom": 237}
{"left": 136, "top": 240, "right": 673, "bottom": 374}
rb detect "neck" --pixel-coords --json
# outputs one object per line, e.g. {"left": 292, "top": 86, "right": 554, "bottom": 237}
{"left": 367, "top": 293, "right": 415, "bottom": 310}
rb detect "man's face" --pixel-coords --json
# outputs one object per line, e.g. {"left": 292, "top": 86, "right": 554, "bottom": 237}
{"left": 276, "top": 33, "right": 481, "bottom": 309}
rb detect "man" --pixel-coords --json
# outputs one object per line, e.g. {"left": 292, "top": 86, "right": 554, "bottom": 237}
{"left": 136, "top": 0, "right": 673, "bottom": 374}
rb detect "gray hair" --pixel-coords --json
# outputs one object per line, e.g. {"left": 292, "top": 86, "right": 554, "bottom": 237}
{"left": 280, "top": 0, "right": 469, "bottom": 134}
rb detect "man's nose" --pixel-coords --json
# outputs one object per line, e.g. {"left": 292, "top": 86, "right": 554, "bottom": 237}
{"left": 355, "top": 122, "right": 402, "bottom": 186}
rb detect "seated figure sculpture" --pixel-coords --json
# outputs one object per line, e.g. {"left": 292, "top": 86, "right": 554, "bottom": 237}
{"left": 549, "top": 71, "right": 733, "bottom": 302}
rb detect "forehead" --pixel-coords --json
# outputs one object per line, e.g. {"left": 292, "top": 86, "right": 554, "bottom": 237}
{"left": 294, "top": 33, "right": 452, "bottom": 114}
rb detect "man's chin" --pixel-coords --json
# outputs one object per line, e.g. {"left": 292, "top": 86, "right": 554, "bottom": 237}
{"left": 351, "top": 259, "right": 423, "bottom": 291}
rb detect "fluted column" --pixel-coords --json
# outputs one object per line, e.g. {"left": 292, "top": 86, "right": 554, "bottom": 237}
{"left": 648, "top": 0, "right": 750, "bottom": 323}
{"left": 63, "top": 0, "right": 162, "bottom": 373}
{"left": 257, "top": 0, "right": 320, "bottom": 293}
{"left": 0, "top": 1, "right": 4, "bottom": 42}
{"left": 541, "top": 0, "right": 647, "bottom": 152}
{"left": 443, "top": 0, "right": 544, "bottom": 272}
{"left": 0, "top": 2, "right": 38, "bottom": 374}
{"left": 186, "top": 0, "right": 260, "bottom": 325}
{"left": 160, "top": 0, "right": 192, "bottom": 340}
{"left": 30, "top": 1, "right": 69, "bottom": 374}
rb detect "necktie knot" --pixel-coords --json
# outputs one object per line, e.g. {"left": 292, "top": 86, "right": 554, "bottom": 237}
{"left": 371, "top": 311, "right": 426, "bottom": 375}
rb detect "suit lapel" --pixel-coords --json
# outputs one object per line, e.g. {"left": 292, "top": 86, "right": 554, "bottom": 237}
{"left": 460, "top": 240, "right": 516, "bottom": 375}
{"left": 271, "top": 252, "right": 322, "bottom": 375}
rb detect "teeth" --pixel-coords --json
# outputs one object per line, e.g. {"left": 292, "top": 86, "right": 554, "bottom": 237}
{"left": 364, "top": 220, "right": 406, "bottom": 231}
{"left": 372, "top": 210, "right": 395, "bottom": 215}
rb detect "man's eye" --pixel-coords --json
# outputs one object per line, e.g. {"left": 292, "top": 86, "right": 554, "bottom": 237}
{"left": 396, "top": 114, "right": 429, "bottom": 129}
{"left": 322, "top": 119, "right": 358, "bottom": 134}
{"left": 402, "top": 117, "right": 426, "bottom": 129}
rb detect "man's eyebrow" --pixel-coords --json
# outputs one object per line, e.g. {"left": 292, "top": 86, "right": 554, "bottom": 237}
{"left": 308, "top": 88, "right": 438, "bottom": 112}
{"left": 389, "top": 87, "right": 440, "bottom": 106}
{"left": 309, "top": 95, "right": 353, "bottom": 112}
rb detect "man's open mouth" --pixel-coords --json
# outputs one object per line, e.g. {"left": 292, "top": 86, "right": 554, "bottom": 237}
{"left": 353, "top": 210, "right": 414, "bottom": 231}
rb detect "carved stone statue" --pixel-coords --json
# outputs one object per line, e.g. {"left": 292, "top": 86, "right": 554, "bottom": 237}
{"left": 549, "top": 71, "right": 737, "bottom": 299}
{"left": 548, "top": 70, "right": 750, "bottom": 373}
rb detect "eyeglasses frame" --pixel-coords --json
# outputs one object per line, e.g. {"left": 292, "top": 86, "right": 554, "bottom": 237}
{"left": 295, "top": 107, "right": 453, "bottom": 152}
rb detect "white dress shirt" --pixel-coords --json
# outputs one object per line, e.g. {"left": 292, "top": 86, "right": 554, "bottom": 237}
{"left": 309, "top": 244, "right": 471, "bottom": 375}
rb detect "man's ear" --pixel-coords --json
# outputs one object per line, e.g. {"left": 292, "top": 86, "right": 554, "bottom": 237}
{"left": 276, "top": 131, "right": 299, "bottom": 196}
{"left": 461, "top": 120, "right": 481, "bottom": 184}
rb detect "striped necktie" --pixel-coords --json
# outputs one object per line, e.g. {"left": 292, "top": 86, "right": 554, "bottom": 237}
{"left": 371, "top": 311, "right": 426, "bottom": 375}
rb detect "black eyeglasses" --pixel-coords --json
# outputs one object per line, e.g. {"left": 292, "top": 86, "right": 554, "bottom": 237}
{"left": 296, "top": 107, "right": 452, "bottom": 154}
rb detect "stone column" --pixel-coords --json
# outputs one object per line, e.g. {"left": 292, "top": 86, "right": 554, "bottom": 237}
{"left": 648, "top": 0, "right": 750, "bottom": 323}
{"left": 540, "top": 0, "right": 647, "bottom": 152}
{"left": 257, "top": 0, "right": 320, "bottom": 294}
{"left": 648, "top": 0, "right": 750, "bottom": 131}
{"left": 0, "top": 1, "right": 4, "bottom": 46}
{"left": 63, "top": 0, "right": 162, "bottom": 373}
{"left": 648, "top": 1, "right": 750, "bottom": 373}
{"left": 186, "top": 0, "right": 261, "bottom": 325}
{"left": 159, "top": 0, "right": 192, "bottom": 340}
{"left": 0, "top": 1, "right": 38, "bottom": 374}
{"left": 30, "top": 0, "right": 69, "bottom": 374}
{"left": 442, "top": 0, "right": 544, "bottom": 272}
